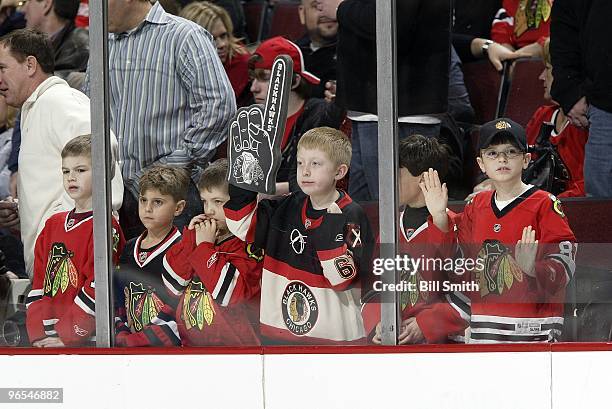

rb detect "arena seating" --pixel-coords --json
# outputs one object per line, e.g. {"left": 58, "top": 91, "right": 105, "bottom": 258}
{"left": 502, "top": 58, "right": 548, "bottom": 127}
{"left": 267, "top": 1, "right": 306, "bottom": 41}
{"left": 244, "top": 0, "right": 267, "bottom": 44}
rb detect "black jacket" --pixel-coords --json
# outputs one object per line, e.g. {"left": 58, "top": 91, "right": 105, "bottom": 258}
{"left": 296, "top": 35, "right": 337, "bottom": 99}
{"left": 335, "top": 0, "right": 450, "bottom": 116}
{"left": 52, "top": 22, "right": 89, "bottom": 78}
{"left": 550, "top": 0, "right": 612, "bottom": 113}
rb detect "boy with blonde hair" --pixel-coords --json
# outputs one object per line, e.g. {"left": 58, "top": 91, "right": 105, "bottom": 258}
{"left": 225, "top": 127, "right": 373, "bottom": 344}
{"left": 113, "top": 165, "right": 189, "bottom": 347}
{"left": 26, "top": 135, "right": 124, "bottom": 347}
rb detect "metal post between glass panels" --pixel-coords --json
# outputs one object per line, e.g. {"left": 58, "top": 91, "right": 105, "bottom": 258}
{"left": 376, "top": 0, "right": 400, "bottom": 345}
{"left": 89, "top": 0, "right": 114, "bottom": 347}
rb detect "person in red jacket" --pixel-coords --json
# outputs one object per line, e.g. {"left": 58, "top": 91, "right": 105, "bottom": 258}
{"left": 26, "top": 135, "right": 124, "bottom": 347}
{"left": 491, "top": 0, "right": 552, "bottom": 58}
{"left": 526, "top": 38, "right": 588, "bottom": 197}
{"left": 163, "top": 159, "right": 263, "bottom": 346}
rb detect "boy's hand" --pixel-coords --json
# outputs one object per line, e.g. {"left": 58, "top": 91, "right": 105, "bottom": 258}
{"left": 42, "top": 338, "right": 65, "bottom": 348}
{"left": 372, "top": 322, "right": 382, "bottom": 344}
{"left": 419, "top": 168, "right": 448, "bottom": 232}
{"left": 398, "top": 317, "right": 425, "bottom": 344}
{"left": 32, "top": 337, "right": 64, "bottom": 348}
{"left": 195, "top": 218, "right": 217, "bottom": 245}
{"left": 515, "top": 225, "right": 538, "bottom": 277}
{"left": 188, "top": 214, "right": 208, "bottom": 230}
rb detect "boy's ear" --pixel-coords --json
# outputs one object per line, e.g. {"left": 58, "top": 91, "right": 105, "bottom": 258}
{"left": 476, "top": 156, "right": 486, "bottom": 175}
{"left": 174, "top": 200, "right": 186, "bottom": 217}
{"left": 522, "top": 152, "right": 532, "bottom": 169}
{"left": 335, "top": 164, "right": 349, "bottom": 181}
{"left": 291, "top": 74, "right": 302, "bottom": 90}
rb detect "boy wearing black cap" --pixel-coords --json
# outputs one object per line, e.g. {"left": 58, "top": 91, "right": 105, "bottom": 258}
{"left": 413, "top": 118, "right": 577, "bottom": 343}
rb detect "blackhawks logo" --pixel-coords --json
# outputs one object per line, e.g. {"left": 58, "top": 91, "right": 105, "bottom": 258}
{"left": 282, "top": 281, "right": 318, "bottom": 336}
{"left": 399, "top": 266, "right": 428, "bottom": 310}
{"left": 125, "top": 282, "right": 164, "bottom": 332}
{"left": 43, "top": 243, "right": 78, "bottom": 297}
{"left": 112, "top": 227, "right": 120, "bottom": 253}
{"left": 182, "top": 280, "right": 215, "bottom": 331}
{"left": 475, "top": 240, "right": 524, "bottom": 298}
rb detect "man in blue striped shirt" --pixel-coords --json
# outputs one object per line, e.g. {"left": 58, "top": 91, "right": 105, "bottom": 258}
{"left": 84, "top": 0, "right": 236, "bottom": 238}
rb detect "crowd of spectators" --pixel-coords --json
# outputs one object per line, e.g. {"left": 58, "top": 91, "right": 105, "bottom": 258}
{"left": 0, "top": 0, "right": 608, "bottom": 347}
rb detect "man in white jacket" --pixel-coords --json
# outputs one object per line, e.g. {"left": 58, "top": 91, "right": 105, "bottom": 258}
{"left": 0, "top": 29, "right": 123, "bottom": 277}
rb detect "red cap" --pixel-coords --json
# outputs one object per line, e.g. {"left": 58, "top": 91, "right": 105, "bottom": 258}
{"left": 253, "top": 36, "right": 320, "bottom": 85}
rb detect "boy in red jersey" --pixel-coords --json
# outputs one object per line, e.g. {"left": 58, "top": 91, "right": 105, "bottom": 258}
{"left": 362, "top": 134, "right": 458, "bottom": 344}
{"left": 113, "top": 166, "right": 189, "bottom": 347}
{"left": 412, "top": 118, "right": 577, "bottom": 343}
{"left": 163, "top": 159, "right": 263, "bottom": 346}
{"left": 26, "top": 135, "right": 124, "bottom": 347}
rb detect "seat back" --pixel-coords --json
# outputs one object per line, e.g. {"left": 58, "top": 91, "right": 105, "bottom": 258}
{"left": 267, "top": 1, "right": 306, "bottom": 41}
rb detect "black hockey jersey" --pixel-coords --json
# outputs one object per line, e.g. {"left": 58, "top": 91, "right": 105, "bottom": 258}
{"left": 114, "top": 227, "right": 182, "bottom": 347}
{"left": 225, "top": 186, "right": 374, "bottom": 344}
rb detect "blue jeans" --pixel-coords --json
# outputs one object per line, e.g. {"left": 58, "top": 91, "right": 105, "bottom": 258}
{"left": 585, "top": 105, "right": 612, "bottom": 197}
{"left": 348, "top": 121, "right": 441, "bottom": 202}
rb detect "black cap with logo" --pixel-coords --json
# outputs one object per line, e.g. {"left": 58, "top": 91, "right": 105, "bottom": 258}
{"left": 478, "top": 118, "right": 527, "bottom": 152}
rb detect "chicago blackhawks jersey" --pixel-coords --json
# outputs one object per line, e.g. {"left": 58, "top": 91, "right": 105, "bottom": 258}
{"left": 224, "top": 185, "right": 373, "bottom": 344}
{"left": 163, "top": 227, "right": 262, "bottom": 346}
{"left": 113, "top": 227, "right": 182, "bottom": 347}
{"left": 418, "top": 187, "right": 577, "bottom": 343}
{"left": 526, "top": 105, "right": 588, "bottom": 197}
{"left": 361, "top": 207, "right": 458, "bottom": 343}
{"left": 26, "top": 210, "right": 124, "bottom": 346}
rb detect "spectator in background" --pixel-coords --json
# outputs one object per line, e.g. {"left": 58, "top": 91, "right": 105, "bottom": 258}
{"left": 318, "top": 0, "right": 451, "bottom": 202}
{"left": 21, "top": 0, "right": 89, "bottom": 78}
{"left": 209, "top": 0, "right": 247, "bottom": 41}
{"left": 296, "top": 0, "right": 338, "bottom": 98}
{"left": 0, "top": 29, "right": 123, "bottom": 277}
{"left": 0, "top": 0, "right": 26, "bottom": 36}
{"left": 452, "top": 0, "right": 526, "bottom": 71}
{"left": 551, "top": 0, "right": 612, "bottom": 197}
{"left": 526, "top": 38, "right": 587, "bottom": 197}
{"left": 84, "top": 0, "right": 235, "bottom": 239}
{"left": 181, "top": 1, "right": 252, "bottom": 107}
{"left": 249, "top": 36, "right": 344, "bottom": 195}
{"left": 491, "top": 0, "right": 552, "bottom": 59}
{"left": 0, "top": 96, "right": 17, "bottom": 199}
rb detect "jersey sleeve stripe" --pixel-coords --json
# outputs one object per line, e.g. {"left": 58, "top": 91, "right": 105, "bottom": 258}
{"left": 317, "top": 245, "right": 347, "bottom": 261}
{"left": 162, "top": 255, "right": 190, "bottom": 287}
{"left": 75, "top": 289, "right": 96, "bottom": 316}
{"left": 212, "top": 263, "right": 238, "bottom": 306}
{"left": 446, "top": 292, "right": 471, "bottom": 321}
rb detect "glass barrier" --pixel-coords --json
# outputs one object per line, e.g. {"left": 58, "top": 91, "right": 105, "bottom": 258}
{"left": 1, "top": 0, "right": 611, "bottom": 351}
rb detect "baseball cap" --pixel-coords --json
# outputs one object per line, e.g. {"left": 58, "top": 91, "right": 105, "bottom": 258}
{"left": 478, "top": 118, "right": 527, "bottom": 151}
{"left": 253, "top": 36, "right": 320, "bottom": 85}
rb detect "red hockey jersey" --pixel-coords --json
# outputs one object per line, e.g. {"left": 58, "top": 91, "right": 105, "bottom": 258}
{"left": 526, "top": 105, "right": 588, "bottom": 197}
{"left": 361, "top": 207, "right": 458, "bottom": 343}
{"left": 491, "top": 0, "right": 551, "bottom": 49}
{"left": 114, "top": 227, "right": 182, "bottom": 347}
{"left": 225, "top": 186, "right": 373, "bottom": 345}
{"left": 419, "top": 187, "right": 576, "bottom": 343}
{"left": 26, "top": 210, "right": 124, "bottom": 346}
{"left": 163, "top": 228, "right": 262, "bottom": 346}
